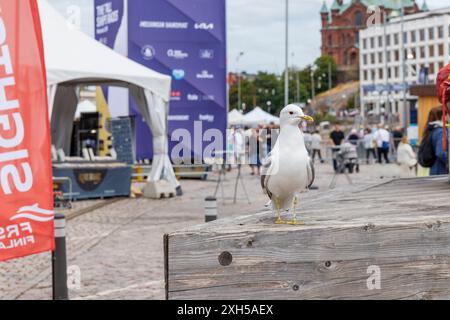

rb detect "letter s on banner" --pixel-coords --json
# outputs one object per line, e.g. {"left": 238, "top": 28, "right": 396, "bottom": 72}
{"left": 0, "top": 0, "right": 54, "bottom": 261}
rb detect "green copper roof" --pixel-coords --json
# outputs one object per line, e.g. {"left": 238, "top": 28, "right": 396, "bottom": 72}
{"left": 327, "top": 0, "right": 423, "bottom": 16}
{"left": 320, "top": 1, "right": 329, "bottom": 13}
{"left": 421, "top": 0, "right": 429, "bottom": 12}
{"left": 339, "top": 3, "right": 351, "bottom": 14}
{"left": 361, "top": 0, "right": 416, "bottom": 10}
{"left": 330, "top": 0, "right": 341, "bottom": 11}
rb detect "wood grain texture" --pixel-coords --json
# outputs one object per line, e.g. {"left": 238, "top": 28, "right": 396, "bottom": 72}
{"left": 167, "top": 176, "right": 450, "bottom": 300}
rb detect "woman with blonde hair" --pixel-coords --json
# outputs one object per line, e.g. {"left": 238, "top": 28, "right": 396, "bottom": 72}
{"left": 397, "top": 136, "right": 417, "bottom": 172}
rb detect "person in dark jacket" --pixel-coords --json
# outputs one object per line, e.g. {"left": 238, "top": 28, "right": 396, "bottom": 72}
{"left": 330, "top": 124, "right": 345, "bottom": 172}
{"left": 427, "top": 107, "right": 448, "bottom": 176}
{"left": 330, "top": 124, "right": 345, "bottom": 146}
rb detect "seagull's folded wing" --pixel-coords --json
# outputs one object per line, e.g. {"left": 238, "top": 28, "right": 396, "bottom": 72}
{"left": 261, "top": 152, "right": 274, "bottom": 199}
{"left": 307, "top": 157, "right": 315, "bottom": 189}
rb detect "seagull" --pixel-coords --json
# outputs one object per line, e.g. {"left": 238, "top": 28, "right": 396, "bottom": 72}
{"left": 261, "top": 104, "right": 315, "bottom": 225}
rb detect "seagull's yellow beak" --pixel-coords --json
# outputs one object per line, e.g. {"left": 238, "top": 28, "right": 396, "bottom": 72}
{"left": 300, "top": 115, "right": 314, "bottom": 123}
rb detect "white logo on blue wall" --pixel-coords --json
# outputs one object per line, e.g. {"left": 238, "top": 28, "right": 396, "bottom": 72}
{"left": 167, "top": 49, "right": 189, "bottom": 59}
{"left": 141, "top": 45, "right": 156, "bottom": 60}
{"left": 172, "top": 69, "right": 186, "bottom": 80}
{"left": 199, "top": 49, "right": 214, "bottom": 59}
{"left": 195, "top": 22, "right": 214, "bottom": 30}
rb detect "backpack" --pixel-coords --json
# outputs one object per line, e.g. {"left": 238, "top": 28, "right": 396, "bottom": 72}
{"left": 418, "top": 126, "right": 436, "bottom": 168}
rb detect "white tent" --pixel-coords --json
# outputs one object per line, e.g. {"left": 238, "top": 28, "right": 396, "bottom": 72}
{"left": 38, "top": 0, "right": 180, "bottom": 191}
{"left": 228, "top": 109, "right": 245, "bottom": 127}
{"left": 243, "top": 107, "right": 280, "bottom": 127}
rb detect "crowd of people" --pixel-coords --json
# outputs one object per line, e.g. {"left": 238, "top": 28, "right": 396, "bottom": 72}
{"left": 226, "top": 105, "right": 448, "bottom": 178}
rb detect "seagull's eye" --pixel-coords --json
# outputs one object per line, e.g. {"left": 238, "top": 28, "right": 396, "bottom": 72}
{"left": 289, "top": 112, "right": 294, "bottom": 115}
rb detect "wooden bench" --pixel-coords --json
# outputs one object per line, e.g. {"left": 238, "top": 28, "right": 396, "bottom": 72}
{"left": 165, "top": 176, "right": 450, "bottom": 300}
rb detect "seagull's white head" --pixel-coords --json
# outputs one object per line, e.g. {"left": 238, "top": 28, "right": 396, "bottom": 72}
{"left": 279, "top": 104, "right": 314, "bottom": 127}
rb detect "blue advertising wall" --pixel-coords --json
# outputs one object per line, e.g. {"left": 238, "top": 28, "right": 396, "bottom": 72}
{"left": 127, "top": 0, "right": 227, "bottom": 161}
{"left": 94, "top": 0, "right": 124, "bottom": 48}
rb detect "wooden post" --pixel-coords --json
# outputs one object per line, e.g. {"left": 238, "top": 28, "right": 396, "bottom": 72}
{"left": 166, "top": 177, "right": 450, "bottom": 300}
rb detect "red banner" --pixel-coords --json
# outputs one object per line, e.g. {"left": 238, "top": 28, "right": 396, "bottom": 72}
{"left": 0, "top": 0, "right": 54, "bottom": 261}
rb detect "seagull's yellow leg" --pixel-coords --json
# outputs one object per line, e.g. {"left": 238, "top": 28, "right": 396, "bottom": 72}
{"left": 274, "top": 198, "right": 285, "bottom": 224}
{"left": 287, "top": 196, "right": 305, "bottom": 225}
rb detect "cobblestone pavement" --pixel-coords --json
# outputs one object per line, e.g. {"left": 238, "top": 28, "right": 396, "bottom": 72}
{"left": 0, "top": 163, "right": 406, "bottom": 300}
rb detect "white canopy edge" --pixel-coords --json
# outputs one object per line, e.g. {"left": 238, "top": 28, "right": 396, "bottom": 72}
{"left": 39, "top": 0, "right": 179, "bottom": 190}
{"left": 39, "top": 0, "right": 171, "bottom": 102}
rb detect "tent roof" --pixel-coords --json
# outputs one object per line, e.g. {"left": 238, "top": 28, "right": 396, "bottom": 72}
{"left": 243, "top": 107, "right": 279, "bottom": 126}
{"left": 38, "top": 0, "right": 171, "bottom": 102}
{"left": 228, "top": 109, "right": 245, "bottom": 126}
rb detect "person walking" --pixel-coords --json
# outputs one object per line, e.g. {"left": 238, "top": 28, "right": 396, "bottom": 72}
{"left": 363, "top": 128, "right": 377, "bottom": 164}
{"left": 421, "top": 107, "right": 449, "bottom": 176}
{"left": 311, "top": 131, "right": 324, "bottom": 163}
{"left": 330, "top": 124, "right": 345, "bottom": 171}
{"left": 330, "top": 124, "right": 345, "bottom": 146}
{"left": 303, "top": 130, "right": 313, "bottom": 154}
{"left": 348, "top": 129, "right": 360, "bottom": 146}
{"left": 375, "top": 124, "right": 391, "bottom": 164}
{"left": 397, "top": 136, "right": 417, "bottom": 175}
{"left": 392, "top": 126, "right": 404, "bottom": 150}
{"left": 249, "top": 127, "right": 263, "bottom": 176}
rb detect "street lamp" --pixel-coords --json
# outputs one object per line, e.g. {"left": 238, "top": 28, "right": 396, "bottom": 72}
{"left": 284, "top": 0, "right": 289, "bottom": 106}
{"left": 266, "top": 101, "right": 272, "bottom": 114}
{"left": 399, "top": 0, "right": 408, "bottom": 128}
{"left": 236, "top": 52, "right": 245, "bottom": 111}
{"left": 310, "top": 65, "right": 317, "bottom": 101}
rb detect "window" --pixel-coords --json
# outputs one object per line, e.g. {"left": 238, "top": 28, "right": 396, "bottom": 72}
{"left": 386, "top": 51, "right": 391, "bottom": 62}
{"left": 429, "top": 63, "right": 435, "bottom": 75}
{"left": 420, "top": 29, "right": 425, "bottom": 41}
{"left": 410, "top": 30, "right": 416, "bottom": 42}
{"left": 363, "top": 54, "right": 367, "bottom": 65}
{"left": 429, "top": 27, "right": 434, "bottom": 40}
{"left": 403, "top": 32, "right": 408, "bottom": 44}
{"left": 394, "top": 50, "right": 399, "bottom": 61}
{"left": 355, "top": 11, "right": 363, "bottom": 26}
{"left": 364, "top": 70, "right": 368, "bottom": 81}
{"left": 394, "top": 34, "right": 399, "bottom": 45}
{"left": 328, "top": 35, "right": 333, "bottom": 46}
{"left": 439, "top": 44, "right": 444, "bottom": 56}
{"left": 371, "top": 53, "right": 375, "bottom": 64}
{"left": 438, "top": 26, "right": 444, "bottom": 38}
{"left": 420, "top": 46, "right": 426, "bottom": 58}
{"left": 378, "top": 52, "right": 383, "bottom": 63}
{"left": 379, "top": 69, "right": 384, "bottom": 80}
{"left": 356, "top": 32, "right": 360, "bottom": 45}
{"left": 370, "top": 37, "right": 375, "bottom": 48}
{"left": 378, "top": 36, "right": 383, "bottom": 47}
{"left": 429, "top": 45, "right": 435, "bottom": 57}
{"left": 386, "top": 34, "right": 391, "bottom": 46}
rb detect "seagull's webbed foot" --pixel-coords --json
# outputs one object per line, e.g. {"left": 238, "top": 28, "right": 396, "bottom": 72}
{"left": 287, "top": 196, "right": 305, "bottom": 225}
{"left": 274, "top": 198, "right": 286, "bottom": 224}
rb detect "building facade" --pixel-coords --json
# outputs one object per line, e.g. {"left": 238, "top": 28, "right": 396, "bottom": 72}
{"left": 359, "top": 8, "right": 450, "bottom": 126}
{"left": 321, "top": 0, "right": 425, "bottom": 83}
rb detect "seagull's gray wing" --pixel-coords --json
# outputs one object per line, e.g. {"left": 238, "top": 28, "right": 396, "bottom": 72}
{"left": 307, "top": 157, "right": 315, "bottom": 189}
{"left": 261, "top": 152, "right": 273, "bottom": 199}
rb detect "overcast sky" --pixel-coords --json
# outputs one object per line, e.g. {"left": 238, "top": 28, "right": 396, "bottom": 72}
{"left": 48, "top": 0, "right": 448, "bottom": 74}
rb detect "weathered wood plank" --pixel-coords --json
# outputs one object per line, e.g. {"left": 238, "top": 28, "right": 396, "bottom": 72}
{"left": 167, "top": 177, "right": 450, "bottom": 300}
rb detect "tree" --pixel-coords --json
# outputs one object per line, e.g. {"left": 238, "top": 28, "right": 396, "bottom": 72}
{"left": 313, "top": 55, "right": 337, "bottom": 95}
{"left": 228, "top": 55, "right": 338, "bottom": 115}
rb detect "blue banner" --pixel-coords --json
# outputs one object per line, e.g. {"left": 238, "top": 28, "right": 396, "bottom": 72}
{"left": 94, "top": 0, "right": 124, "bottom": 48}
{"left": 128, "top": 0, "right": 227, "bottom": 161}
